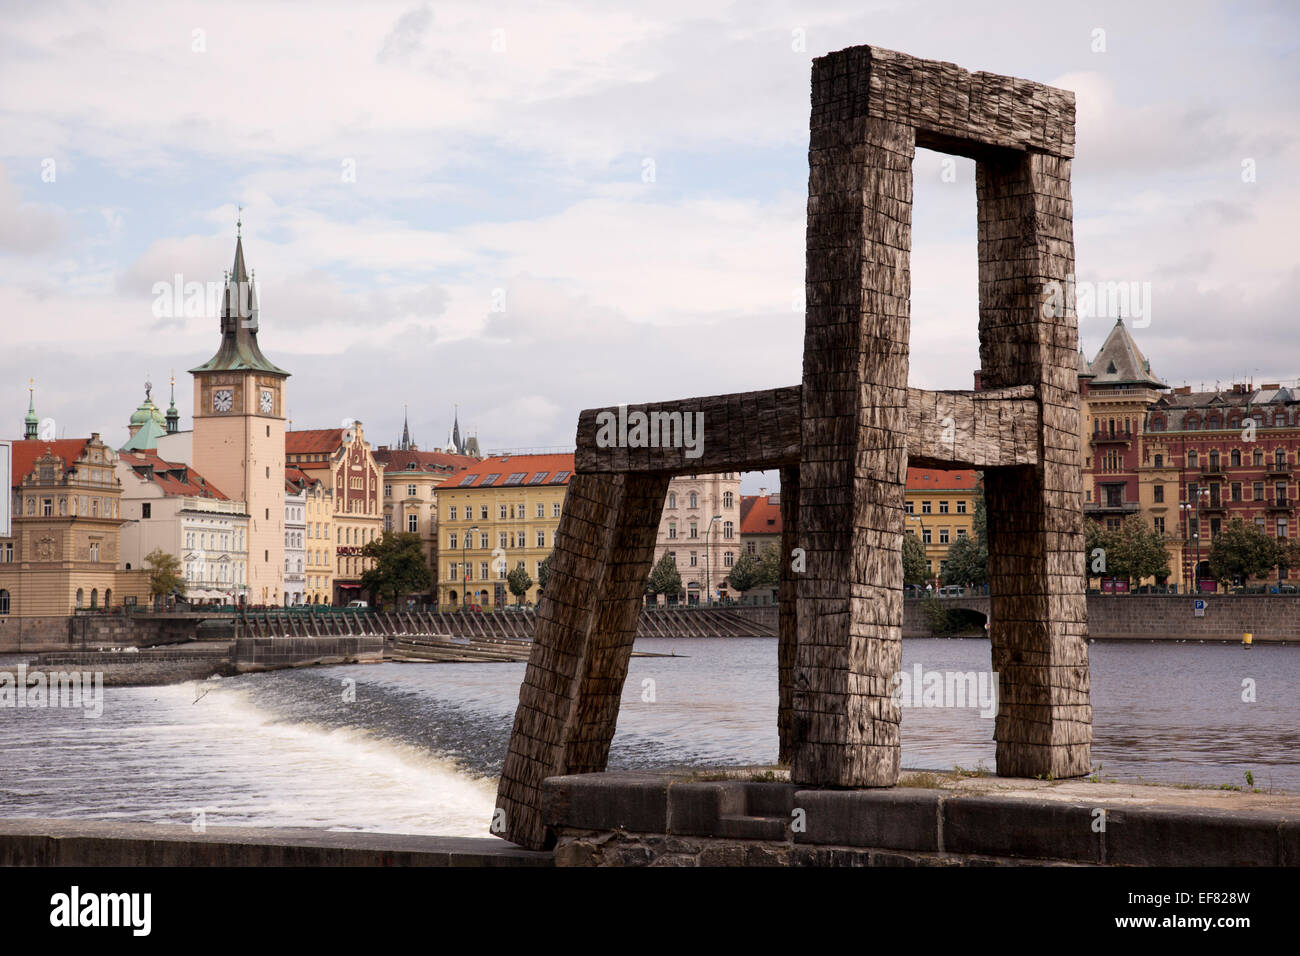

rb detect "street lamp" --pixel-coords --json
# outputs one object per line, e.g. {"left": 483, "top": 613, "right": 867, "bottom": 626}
{"left": 463, "top": 525, "right": 478, "bottom": 608}
{"left": 704, "top": 514, "right": 722, "bottom": 606}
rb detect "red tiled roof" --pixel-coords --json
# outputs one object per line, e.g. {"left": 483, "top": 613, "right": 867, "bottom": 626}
{"left": 121, "top": 451, "right": 228, "bottom": 499}
{"left": 448, "top": 453, "right": 575, "bottom": 489}
{"left": 372, "top": 447, "right": 477, "bottom": 474}
{"left": 285, "top": 429, "right": 344, "bottom": 455}
{"left": 8, "top": 439, "right": 92, "bottom": 489}
{"left": 285, "top": 466, "right": 323, "bottom": 492}
{"left": 739, "top": 494, "right": 782, "bottom": 535}
{"left": 905, "top": 468, "right": 977, "bottom": 491}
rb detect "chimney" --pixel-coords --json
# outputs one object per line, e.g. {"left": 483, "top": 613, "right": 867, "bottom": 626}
{"left": 1263, "top": 384, "right": 1281, "bottom": 390}
{"left": 972, "top": 369, "right": 984, "bottom": 392}
{"left": 1174, "top": 386, "right": 1192, "bottom": 395}
{"left": 759, "top": 487, "right": 767, "bottom": 497}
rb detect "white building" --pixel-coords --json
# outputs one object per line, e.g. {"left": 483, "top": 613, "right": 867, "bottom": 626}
{"left": 116, "top": 450, "right": 249, "bottom": 604}
{"left": 650, "top": 472, "right": 742, "bottom": 605}
{"left": 285, "top": 484, "right": 306, "bottom": 605}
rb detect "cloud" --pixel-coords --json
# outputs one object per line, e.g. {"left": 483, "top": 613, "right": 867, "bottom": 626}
{"left": 0, "top": 163, "right": 61, "bottom": 253}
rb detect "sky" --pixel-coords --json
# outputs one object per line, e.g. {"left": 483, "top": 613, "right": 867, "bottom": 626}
{"left": 0, "top": 0, "right": 1296, "bottom": 493}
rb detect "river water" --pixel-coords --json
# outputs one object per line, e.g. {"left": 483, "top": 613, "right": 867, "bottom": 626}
{"left": 0, "top": 639, "right": 1295, "bottom": 836}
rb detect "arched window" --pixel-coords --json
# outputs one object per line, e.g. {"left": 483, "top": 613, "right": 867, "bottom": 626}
{"left": 689, "top": 492, "right": 698, "bottom": 509}
{"left": 0, "top": 589, "right": 9, "bottom": 615}
{"left": 1231, "top": 450, "right": 1241, "bottom": 467}
{"left": 723, "top": 492, "right": 734, "bottom": 509}
{"left": 90, "top": 588, "right": 98, "bottom": 609}
{"left": 1187, "top": 451, "right": 1198, "bottom": 468}
{"left": 104, "top": 588, "right": 111, "bottom": 608}
{"left": 723, "top": 521, "right": 734, "bottom": 539}
{"left": 667, "top": 493, "right": 676, "bottom": 509}
{"left": 1276, "top": 448, "right": 1287, "bottom": 467}
{"left": 76, "top": 588, "right": 84, "bottom": 609}
{"left": 1205, "top": 416, "right": 1219, "bottom": 430}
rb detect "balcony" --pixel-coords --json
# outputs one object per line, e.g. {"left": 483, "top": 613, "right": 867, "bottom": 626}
{"left": 1084, "top": 501, "right": 1139, "bottom": 514}
{"left": 1090, "top": 431, "right": 1133, "bottom": 447}
{"left": 1200, "top": 462, "right": 1226, "bottom": 478}
{"left": 1266, "top": 464, "right": 1291, "bottom": 478}
{"left": 1266, "top": 497, "right": 1294, "bottom": 512}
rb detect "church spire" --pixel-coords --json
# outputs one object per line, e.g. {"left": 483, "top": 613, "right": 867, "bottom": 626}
{"left": 166, "top": 372, "right": 180, "bottom": 434}
{"left": 191, "top": 224, "right": 289, "bottom": 378}
{"left": 24, "top": 378, "right": 38, "bottom": 439}
{"left": 452, "top": 404, "right": 463, "bottom": 455}
{"left": 400, "top": 404, "right": 412, "bottom": 450}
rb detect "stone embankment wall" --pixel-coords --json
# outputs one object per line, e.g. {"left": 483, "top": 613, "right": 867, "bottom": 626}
{"left": 0, "top": 615, "right": 225, "bottom": 653}
{"left": 232, "top": 636, "right": 385, "bottom": 672}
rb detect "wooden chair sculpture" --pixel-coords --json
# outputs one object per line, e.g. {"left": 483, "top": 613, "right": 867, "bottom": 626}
{"left": 494, "top": 43, "right": 1091, "bottom": 850}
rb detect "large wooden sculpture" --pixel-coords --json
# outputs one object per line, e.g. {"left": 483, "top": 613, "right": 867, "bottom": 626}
{"left": 494, "top": 44, "right": 1090, "bottom": 850}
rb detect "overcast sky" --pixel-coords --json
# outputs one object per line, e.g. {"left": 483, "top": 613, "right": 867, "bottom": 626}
{"left": 1, "top": 0, "right": 1295, "bottom": 493}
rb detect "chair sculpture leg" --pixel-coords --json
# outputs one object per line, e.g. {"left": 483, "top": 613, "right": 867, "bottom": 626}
{"left": 777, "top": 464, "right": 799, "bottom": 765}
{"left": 494, "top": 472, "right": 669, "bottom": 849}
{"left": 977, "top": 150, "right": 1092, "bottom": 779}
{"left": 791, "top": 113, "right": 915, "bottom": 787}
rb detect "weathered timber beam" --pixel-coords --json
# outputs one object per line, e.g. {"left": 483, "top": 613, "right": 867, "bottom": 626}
{"left": 573, "top": 384, "right": 1038, "bottom": 475}
{"left": 813, "top": 45, "right": 1075, "bottom": 159}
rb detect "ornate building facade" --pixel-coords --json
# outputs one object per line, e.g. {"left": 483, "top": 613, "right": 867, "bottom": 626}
{"left": 649, "top": 473, "right": 742, "bottom": 605}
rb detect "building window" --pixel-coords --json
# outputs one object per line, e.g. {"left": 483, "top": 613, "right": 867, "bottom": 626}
{"left": 668, "top": 524, "right": 677, "bottom": 539}
{"left": 536, "top": 503, "right": 545, "bottom": 518}
{"left": 1254, "top": 450, "right": 1264, "bottom": 467}
{"left": 939, "top": 528, "right": 949, "bottom": 544}
{"left": 956, "top": 529, "right": 967, "bottom": 539}
{"left": 449, "top": 533, "right": 458, "bottom": 549}
{"left": 956, "top": 501, "right": 966, "bottom": 514}
{"left": 667, "top": 492, "right": 677, "bottom": 509}
{"left": 724, "top": 551, "right": 734, "bottom": 567}
{"left": 536, "top": 531, "right": 545, "bottom": 547}
{"left": 689, "top": 552, "right": 698, "bottom": 567}
{"left": 1254, "top": 481, "right": 1265, "bottom": 501}
{"left": 385, "top": 484, "right": 392, "bottom": 497}
{"left": 723, "top": 492, "right": 734, "bottom": 509}
{"left": 89, "top": 542, "right": 100, "bottom": 562}
{"left": 449, "top": 506, "right": 458, "bottom": 520}
{"left": 384, "top": 515, "right": 392, "bottom": 532}
{"left": 1278, "top": 518, "right": 1289, "bottom": 539}
{"left": 1277, "top": 448, "right": 1288, "bottom": 468}
{"left": 552, "top": 503, "right": 561, "bottom": 518}
{"left": 480, "top": 506, "right": 488, "bottom": 520}
{"left": 723, "top": 521, "right": 734, "bottom": 539}
{"left": 1187, "top": 451, "right": 1198, "bottom": 468}
{"left": 939, "top": 501, "right": 949, "bottom": 514}
{"left": 922, "top": 529, "right": 931, "bottom": 544}
{"left": 1276, "top": 481, "right": 1288, "bottom": 503}
{"left": 408, "top": 484, "right": 417, "bottom": 497}
{"left": 905, "top": 501, "right": 913, "bottom": 514}
{"left": 448, "top": 562, "right": 458, "bottom": 581}
{"left": 1229, "top": 482, "right": 1241, "bottom": 502}
{"left": 408, "top": 514, "right": 418, "bottom": 533}
{"left": 1154, "top": 454, "right": 1163, "bottom": 467}
{"left": 689, "top": 523, "right": 698, "bottom": 538}
{"left": 478, "top": 533, "right": 487, "bottom": 548}
{"left": 921, "top": 501, "right": 931, "bottom": 515}
{"left": 499, "top": 504, "right": 507, "bottom": 519}
{"left": 1231, "top": 450, "right": 1242, "bottom": 467}
{"left": 480, "top": 562, "right": 489, "bottom": 580}
{"left": 0, "top": 589, "right": 9, "bottom": 615}
{"left": 1153, "top": 485, "right": 1163, "bottom": 503}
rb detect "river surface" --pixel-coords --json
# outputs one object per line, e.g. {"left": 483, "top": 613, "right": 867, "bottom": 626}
{"left": 0, "top": 639, "right": 1295, "bottom": 835}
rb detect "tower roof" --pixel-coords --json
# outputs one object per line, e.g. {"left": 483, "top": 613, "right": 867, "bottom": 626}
{"left": 1087, "top": 319, "right": 1166, "bottom": 388}
{"left": 190, "top": 233, "right": 290, "bottom": 377}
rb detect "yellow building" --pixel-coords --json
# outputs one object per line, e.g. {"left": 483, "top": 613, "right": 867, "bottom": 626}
{"left": 436, "top": 453, "right": 573, "bottom": 607}
{"left": 1, "top": 434, "right": 149, "bottom": 620}
{"left": 286, "top": 423, "right": 384, "bottom": 605}
{"left": 903, "top": 468, "right": 978, "bottom": 583}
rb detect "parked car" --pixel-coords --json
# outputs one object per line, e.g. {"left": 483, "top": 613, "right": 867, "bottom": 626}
{"left": 346, "top": 600, "right": 369, "bottom": 609}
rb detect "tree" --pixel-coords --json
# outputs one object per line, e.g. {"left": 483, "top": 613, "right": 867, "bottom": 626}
{"left": 1108, "top": 515, "right": 1171, "bottom": 587}
{"left": 537, "top": 553, "right": 553, "bottom": 592}
{"left": 902, "top": 531, "right": 928, "bottom": 587}
{"left": 145, "top": 548, "right": 185, "bottom": 601}
{"left": 646, "top": 553, "right": 683, "bottom": 603}
{"left": 940, "top": 475, "right": 988, "bottom": 587}
{"left": 506, "top": 564, "right": 533, "bottom": 604}
{"left": 1207, "top": 518, "right": 1281, "bottom": 587}
{"left": 756, "top": 542, "right": 782, "bottom": 589}
{"left": 725, "top": 550, "right": 763, "bottom": 593}
{"left": 1084, "top": 520, "right": 1115, "bottom": 587}
{"left": 360, "top": 531, "right": 431, "bottom": 608}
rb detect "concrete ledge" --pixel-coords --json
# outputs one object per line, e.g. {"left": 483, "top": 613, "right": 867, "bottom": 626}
{"left": 0, "top": 819, "right": 552, "bottom": 867}
{"left": 540, "top": 772, "right": 1300, "bottom": 866}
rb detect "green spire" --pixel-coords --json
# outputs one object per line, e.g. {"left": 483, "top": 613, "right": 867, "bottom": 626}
{"left": 24, "top": 378, "right": 37, "bottom": 439}
{"left": 166, "top": 373, "right": 180, "bottom": 434}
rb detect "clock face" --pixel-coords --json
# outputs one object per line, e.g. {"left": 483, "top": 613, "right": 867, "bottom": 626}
{"left": 213, "top": 389, "right": 234, "bottom": 413}
{"left": 260, "top": 389, "right": 274, "bottom": 414}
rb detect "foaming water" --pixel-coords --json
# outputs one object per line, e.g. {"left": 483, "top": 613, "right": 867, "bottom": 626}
{"left": 1, "top": 639, "right": 1296, "bottom": 836}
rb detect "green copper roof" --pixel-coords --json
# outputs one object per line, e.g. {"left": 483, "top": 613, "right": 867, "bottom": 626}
{"left": 122, "top": 415, "right": 167, "bottom": 452}
{"left": 190, "top": 235, "right": 290, "bottom": 377}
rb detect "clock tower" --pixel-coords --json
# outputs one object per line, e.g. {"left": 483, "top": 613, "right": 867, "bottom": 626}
{"left": 190, "top": 228, "right": 290, "bottom": 605}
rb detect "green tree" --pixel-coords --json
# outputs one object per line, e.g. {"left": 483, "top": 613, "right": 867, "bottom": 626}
{"left": 360, "top": 531, "right": 431, "bottom": 608}
{"left": 506, "top": 564, "right": 533, "bottom": 604}
{"left": 1207, "top": 518, "right": 1281, "bottom": 587}
{"left": 145, "top": 548, "right": 185, "bottom": 600}
{"left": 756, "top": 542, "right": 782, "bottom": 589}
{"left": 940, "top": 475, "right": 987, "bottom": 587}
{"left": 1108, "top": 515, "right": 1171, "bottom": 587}
{"left": 1084, "top": 520, "right": 1115, "bottom": 587}
{"left": 537, "top": 553, "right": 553, "bottom": 592}
{"left": 903, "top": 531, "right": 928, "bottom": 587}
{"left": 646, "top": 553, "right": 683, "bottom": 603}
{"left": 725, "top": 549, "right": 763, "bottom": 593}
